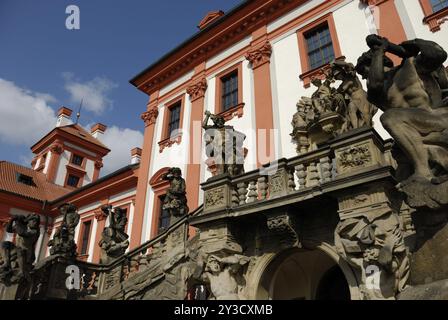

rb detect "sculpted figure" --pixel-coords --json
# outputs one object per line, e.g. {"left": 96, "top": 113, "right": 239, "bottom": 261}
{"left": 331, "top": 60, "right": 377, "bottom": 131}
{"left": 310, "top": 76, "right": 334, "bottom": 114}
{"left": 203, "top": 111, "right": 246, "bottom": 176}
{"left": 162, "top": 167, "right": 189, "bottom": 217}
{"left": 356, "top": 35, "right": 448, "bottom": 208}
{"left": 47, "top": 203, "right": 80, "bottom": 257}
{"left": 201, "top": 254, "right": 249, "bottom": 300}
{"left": 99, "top": 205, "right": 129, "bottom": 264}
{"left": 0, "top": 214, "right": 40, "bottom": 284}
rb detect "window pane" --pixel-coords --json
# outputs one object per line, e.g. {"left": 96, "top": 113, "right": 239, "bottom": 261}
{"left": 305, "top": 23, "right": 335, "bottom": 69}
{"left": 167, "top": 102, "right": 181, "bottom": 137}
{"left": 158, "top": 195, "right": 170, "bottom": 233}
{"left": 71, "top": 154, "right": 83, "bottom": 166}
{"left": 221, "top": 71, "right": 238, "bottom": 111}
{"left": 431, "top": 0, "right": 448, "bottom": 11}
{"left": 80, "top": 221, "right": 91, "bottom": 255}
{"left": 67, "top": 175, "right": 80, "bottom": 187}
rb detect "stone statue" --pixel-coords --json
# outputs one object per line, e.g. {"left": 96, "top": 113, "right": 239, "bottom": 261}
{"left": 203, "top": 111, "right": 246, "bottom": 176}
{"left": 162, "top": 167, "right": 189, "bottom": 218}
{"left": 47, "top": 203, "right": 80, "bottom": 258}
{"left": 335, "top": 210, "right": 410, "bottom": 300}
{"left": 201, "top": 254, "right": 249, "bottom": 300}
{"left": 356, "top": 35, "right": 448, "bottom": 208}
{"left": 331, "top": 60, "right": 377, "bottom": 131}
{"left": 0, "top": 214, "right": 40, "bottom": 284}
{"left": 99, "top": 205, "right": 129, "bottom": 264}
{"left": 291, "top": 58, "right": 375, "bottom": 154}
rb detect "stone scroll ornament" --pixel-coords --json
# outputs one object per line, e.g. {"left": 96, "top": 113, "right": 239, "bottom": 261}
{"left": 203, "top": 111, "right": 246, "bottom": 177}
{"left": 0, "top": 214, "right": 40, "bottom": 285}
{"left": 47, "top": 203, "right": 80, "bottom": 258}
{"left": 162, "top": 167, "right": 189, "bottom": 218}
{"left": 291, "top": 58, "right": 377, "bottom": 154}
{"left": 335, "top": 210, "right": 410, "bottom": 300}
{"left": 98, "top": 205, "right": 129, "bottom": 264}
{"left": 356, "top": 35, "right": 448, "bottom": 209}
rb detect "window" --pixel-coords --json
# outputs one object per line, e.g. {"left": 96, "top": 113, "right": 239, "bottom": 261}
{"left": 16, "top": 173, "right": 36, "bottom": 186}
{"left": 80, "top": 220, "right": 92, "bottom": 255}
{"left": 71, "top": 154, "right": 83, "bottom": 166}
{"left": 158, "top": 195, "right": 170, "bottom": 234}
{"left": 304, "top": 24, "right": 335, "bottom": 70}
{"left": 297, "top": 13, "right": 342, "bottom": 88}
{"left": 431, "top": 0, "right": 448, "bottom": 11}
{"left": 167, "top": 102, "right": 181, "bottom": 138}
{"left": 221, "top": 71, "right": 239, "bottom": 111}
{"left": 67, "top": 174, "right": 80, "bottom": 187}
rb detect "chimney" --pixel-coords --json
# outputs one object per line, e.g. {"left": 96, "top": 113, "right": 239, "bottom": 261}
{"left": 56, "top": 107, "right": 73, "bottom": 127}
{"left": 91, "top": 123, "right": 107, "bottom": 140}
{"left": 131, "top": 147, "right": 142, "bottom": 164}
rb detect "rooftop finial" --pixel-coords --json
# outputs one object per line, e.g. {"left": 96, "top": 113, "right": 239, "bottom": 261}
{"left": 75, "top": 98, "right": 83, "bottom": 124}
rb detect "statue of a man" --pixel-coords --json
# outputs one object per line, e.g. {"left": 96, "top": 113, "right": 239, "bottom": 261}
{"left": 48, "top": 203, "right": 80, "bottom": 257}
{"left": 162, "top": 167, "right": 189, "bottom": 217}
{"left": 310, "top": 76, "right": 333, "bottom": 114}
{"left": 0, "top": 214, "right": 40, "bottom": 283}
{"left": 201, "top": 254, "right": 249, "bottom": 300}
{"left": 98, "top": 206, "right": 129, "bottom": 264}
{"left": 331, "top": 60, "right": 377, "bottom": 131}
{"left": 356, "top": 35, "right": 448, "bottom": 207}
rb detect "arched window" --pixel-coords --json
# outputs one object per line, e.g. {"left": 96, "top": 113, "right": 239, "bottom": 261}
{"left": 149, "top": 167, "right": 171, "bottom": 238}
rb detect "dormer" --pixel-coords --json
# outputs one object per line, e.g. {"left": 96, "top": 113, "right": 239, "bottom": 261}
{"left": 30, "top": 106, "right": 110, "bottom": 189}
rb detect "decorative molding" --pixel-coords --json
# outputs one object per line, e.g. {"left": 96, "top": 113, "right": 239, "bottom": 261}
{"left": 198, "top": 10, "right": 224, "bottom": 30}
{"left": 245, "top": 41, "right": 272, "bottom": 69}
{"left": 141, "top": 108, "right": 159, "bottom": 127}
{"left": 50, "top": 142, "right": 64, "bottom": 155}
{"left": 219, "top": 103, "right": 245, "bottom": 122}
{"left": 187, "top": 78, "right": 208, "bottom": 102}
{"left": 424, "top": 7, "right": 448, "bottom": 32}
{"left": 338, "top": 144, "right": 372, "bottom": 170}
{"left": 133, "top": 0, "right": 298, "bottom": 93}
{"left": 158, "top": 133, "right": 183, "bottom": 153}
{"left": 94, "top": 209, "right": 108, "bottom": 222}
{"left": 94, "top": 160, "right": 103, "bottom": 169}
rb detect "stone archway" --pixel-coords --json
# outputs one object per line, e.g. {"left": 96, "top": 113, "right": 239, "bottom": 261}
{"left": 251, "top": 245, "right": 361, "bottom": 300}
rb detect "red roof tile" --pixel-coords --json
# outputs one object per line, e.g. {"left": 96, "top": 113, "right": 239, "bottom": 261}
{"left": 0, "top": 161, "right": 71, "bottom": 202}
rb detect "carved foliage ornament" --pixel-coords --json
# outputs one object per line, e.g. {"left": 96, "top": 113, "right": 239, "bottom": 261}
{"left": 141, "top": 108, "right": 159, "bottom": 127}
{"left": 339, "top": 145, "right": 372, "bottom": 169}
{"left": 187, "top": 78, "right": 208, "bottom": 101}
{"left": 205, "top": 187, "right": 225, "bottom": 208}
{"left": 50, "top": 142, "right": 64, "bottom": 155}
{"left": 245, "top": 42, "right": 272, "bottom": 69}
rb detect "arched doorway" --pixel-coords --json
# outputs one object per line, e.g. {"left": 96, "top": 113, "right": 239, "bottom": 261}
{"left": 258, "top": 248, "right": 352, "bottom": 300}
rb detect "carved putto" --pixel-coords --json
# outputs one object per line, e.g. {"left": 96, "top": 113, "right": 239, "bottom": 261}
{"left": 203, "top": 111, "right": 246, "bottom": 177}
{"left": 291, "top": 58, "right": 377, "bottom": 154}
{"left": 356, "top": 35, "right": 448, "bottom": 209}
{"left": 0, "top": 214, "right": 41, "bottom": 285}
{"left": 162, "top": 167, "right": 189, "bottom": 218}
{"left": 47, "top": 203, "right": 80, "bottom": 258}
{"left": 98, "top": 205, "right": 129, "bottom": 264}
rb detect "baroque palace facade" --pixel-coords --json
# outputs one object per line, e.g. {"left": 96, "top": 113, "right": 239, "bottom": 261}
{"left": 1, "top": 0, "right": 448, "bottom": 300}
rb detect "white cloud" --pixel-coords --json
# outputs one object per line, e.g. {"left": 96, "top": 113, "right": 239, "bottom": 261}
{"left": 0, "top": 78, "right": 57, "bottom": 146}
{"left": 100, "top": 126, "right": 144, "bottom": 175}
{"left": 63, "top": 72, "right": 118, "bottom": 115}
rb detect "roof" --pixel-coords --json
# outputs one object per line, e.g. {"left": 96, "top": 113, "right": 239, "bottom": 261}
{"left": 0, "top": 161, "right": 71, "bottom": 202}
{"left": 31, "top": 124, "right": 110, "bottom": 154}
{"left": 58, "top": 124, "right": 109, "bottom": 150}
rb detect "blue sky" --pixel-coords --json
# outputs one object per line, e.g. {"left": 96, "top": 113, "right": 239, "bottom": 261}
{"left": 0, "top": 0, "right": 242, "bottom": 175}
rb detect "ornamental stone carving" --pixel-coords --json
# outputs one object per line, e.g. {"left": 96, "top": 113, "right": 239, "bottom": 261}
{"left": 245, "top": 41, "right": 272, "bottom": 69}
{"left": 0, "top": 213, "right": 41, "bottom": 285}
{"left": 291, "top": 58, "right": 377, "bottom": 154}
{"left": 162, "top": 167, "right": 189, "bottom": 218}
{"left": 266, "top": 212, "right": 299, "bottom": 248}
{"left": 187, "top": 78, "right": 208, "bottom": 101}
{"left": 141, "top": 107, "right": 159, "bottom": 127}
{"left": 94, "top": 160, "right": 103, "bottom": 169}
{"left": 204, "top": 187, "right": 225, "bottom": 209}
{"left": 50, "top": 141, "right": 64, "bottom": 155}
{"left": 356, "top": 35, "right": 448, "bottom": 209}
{"left": 47, "top": 203, "right": 80, "bottom": 258}
{"left": 338, "top": 144, "right": 372, "bottom": 170}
